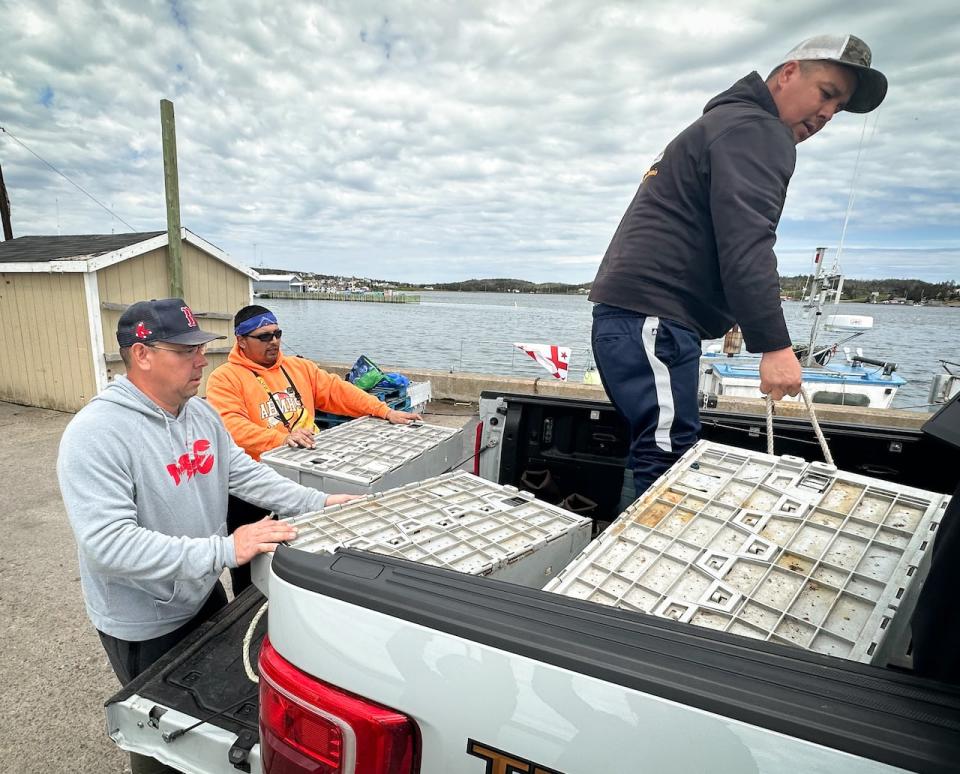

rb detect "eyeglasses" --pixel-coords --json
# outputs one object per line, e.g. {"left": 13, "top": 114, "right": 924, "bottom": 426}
{"left": 245, "top": 329, "right": 283, "bottom": 342}
{"left": 145, "top": 342, "right": 208, "bottom": 357}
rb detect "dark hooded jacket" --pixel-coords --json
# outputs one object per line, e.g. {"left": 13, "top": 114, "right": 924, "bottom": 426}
{"left": 589, "top": 72, "right": 795, "bottom": 353}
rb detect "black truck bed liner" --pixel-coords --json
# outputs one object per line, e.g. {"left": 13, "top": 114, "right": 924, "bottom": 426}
{"left": 107, "top": 585, "right": 268, "bottom": 759}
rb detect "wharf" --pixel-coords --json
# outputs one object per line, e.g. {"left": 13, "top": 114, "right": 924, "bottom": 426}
{"left": 256, "top": 290, "right": 420, "bottom": 303}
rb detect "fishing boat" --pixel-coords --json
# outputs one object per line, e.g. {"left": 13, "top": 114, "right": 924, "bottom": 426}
{"left": 699, "top": 247, "right": 906, "bottom": 409}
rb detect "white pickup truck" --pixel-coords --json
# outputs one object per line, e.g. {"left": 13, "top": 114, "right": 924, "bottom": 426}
{"left": 105, "top": 391, "right": 960, "bottom": 774}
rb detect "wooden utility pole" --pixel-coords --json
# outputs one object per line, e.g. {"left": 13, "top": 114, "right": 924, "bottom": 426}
{"left": 160, "top": 99, "right": 184, "bottom": 297}
{"left": 0, "top": 162, "right": 12, "bottom": 240}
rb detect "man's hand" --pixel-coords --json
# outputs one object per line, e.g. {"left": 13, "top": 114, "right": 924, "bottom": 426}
{"left": 759, "top": 347, "right": 803, "bottom": 401}
{"left": 285, "top": 428, "right": 316, "bottom": 448}
{"left": 233, "top": 516, "right": 298, "bottom": 565}
{"left": 386, "top": 409, "right": 422, "bottom": 424}
{"left": 325, "top": 493, "right": 363, "bottom": 506}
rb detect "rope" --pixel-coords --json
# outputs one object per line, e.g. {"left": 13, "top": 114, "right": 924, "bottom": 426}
{"left": 242, "top": 601, "right": 269, "bottom": 683}
{"left": 765, "top": 396, "right": 775, "bottom": 456}
{"left": 765, "top": 387, "right": 834, "bottom": 466}
{"left": 800, "top": 387, "right": 834, "bottom": 466}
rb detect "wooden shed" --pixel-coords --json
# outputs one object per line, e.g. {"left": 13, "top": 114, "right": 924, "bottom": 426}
{"left": 0, "top": 229, "right": 256, "bottom": 412}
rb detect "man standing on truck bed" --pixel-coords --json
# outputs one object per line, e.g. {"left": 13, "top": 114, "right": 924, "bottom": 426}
{"left": 589, "top": 34, "right": 887, "bottom": 495}
{"left": 206, "top": 304, "right": 421, "bottom": 592}
{"left": 57, "top": 298, "right": 358, "bottom": 774}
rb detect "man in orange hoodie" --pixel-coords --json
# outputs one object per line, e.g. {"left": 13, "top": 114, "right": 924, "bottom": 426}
{"left": 206, "top": 304, "right": 421, "bottom": 591}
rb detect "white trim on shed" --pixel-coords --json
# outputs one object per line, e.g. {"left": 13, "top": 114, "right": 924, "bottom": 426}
{"left": 82, "top": 272, "right": 109, "bottom": 394}
{"left": 0, "top": 229, "right": 260, "bottom": 279}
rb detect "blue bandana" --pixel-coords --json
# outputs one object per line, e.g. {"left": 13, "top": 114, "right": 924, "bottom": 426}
{"left": 235, "top": 312, "right": 278, "bottom": 336}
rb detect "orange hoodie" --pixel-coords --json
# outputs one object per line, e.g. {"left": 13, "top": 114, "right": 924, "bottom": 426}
{"left": 206, "top": 343, "right": 390, "bottom": 460}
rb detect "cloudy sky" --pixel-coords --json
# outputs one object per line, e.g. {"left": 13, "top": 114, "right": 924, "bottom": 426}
{"left": 1, "top": 0, "right": 957, "bottom": 283}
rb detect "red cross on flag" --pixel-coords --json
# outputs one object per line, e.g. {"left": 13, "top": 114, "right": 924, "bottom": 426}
{"left": 514, "top": 343, "right": 571, "bottom": 381}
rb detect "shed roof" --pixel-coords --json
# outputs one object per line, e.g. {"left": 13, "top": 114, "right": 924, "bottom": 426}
{"left": 255, "top": 274, "right": 299, "bottom": 282}
{"left": 0, "top": 232, "right": 165, "bottom": 263}
{"left": 0, "top": 229, "right": 259, "bottom": 279}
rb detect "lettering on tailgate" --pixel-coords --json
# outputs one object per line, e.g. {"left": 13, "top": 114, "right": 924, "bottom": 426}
{"left": 467, "top": 739, "right": 565, "bottom": 774}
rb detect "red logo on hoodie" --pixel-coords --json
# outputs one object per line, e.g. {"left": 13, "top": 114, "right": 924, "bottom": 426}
{"left": 166, "top": 439, "right": 215, "bottom": 485}
{"left": 135, "top": 321, "right": 152, "bottom": 339}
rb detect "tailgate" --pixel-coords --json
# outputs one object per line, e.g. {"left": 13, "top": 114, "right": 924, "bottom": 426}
{"left": 104, "top": 586, "right": 267, "bottom": 774}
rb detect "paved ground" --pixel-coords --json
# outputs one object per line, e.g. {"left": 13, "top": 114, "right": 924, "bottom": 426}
{"left": 0, "top": 398, "right": 476, "bottom": 773}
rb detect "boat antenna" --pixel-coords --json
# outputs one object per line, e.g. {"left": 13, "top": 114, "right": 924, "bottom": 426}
{"left": 830, "top": 109, "right": 881, "bottom": 311}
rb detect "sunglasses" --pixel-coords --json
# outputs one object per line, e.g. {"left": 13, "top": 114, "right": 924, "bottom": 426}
{"left": 245, "top": 329, "right": 283, "bottom": 342}
{"left": 145, "top": 342, "right": 208, "bottom": 357}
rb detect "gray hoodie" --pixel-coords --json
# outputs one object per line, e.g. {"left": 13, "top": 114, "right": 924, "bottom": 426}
{"left": 57, "top": 376, "right": 328, "bottom": 640}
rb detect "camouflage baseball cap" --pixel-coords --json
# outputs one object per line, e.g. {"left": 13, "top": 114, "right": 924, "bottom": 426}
{"left": 777, "top": 34, "right": 887, "bottom": 113}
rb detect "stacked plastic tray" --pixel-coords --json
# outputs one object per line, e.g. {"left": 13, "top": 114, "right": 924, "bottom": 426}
{"left": 254, "top": 470, "right": 592, "bottom": 595}
{"left": 316, "top": 384, "right": 412, "bottom": 429}
{"left": 261, "top": 417, "right": 464, "bottom": 495}
{"left": 545, "top": 441, "right": 950, "bottom": 664}
{"left": 406, "top": 380, "right": 432, "bottom": 414}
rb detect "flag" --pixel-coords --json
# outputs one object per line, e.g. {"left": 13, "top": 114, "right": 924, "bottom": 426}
{"left": 514, "top": 343, "right": 571, "bottom": 381}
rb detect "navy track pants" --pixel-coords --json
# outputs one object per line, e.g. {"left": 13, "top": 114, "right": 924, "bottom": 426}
{"left": 591, "top": 303, "right": 702, "bottom": 495}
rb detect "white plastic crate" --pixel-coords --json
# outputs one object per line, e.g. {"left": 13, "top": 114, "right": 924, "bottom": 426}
{"left": 544, "top": 441, "right": 950, "bottom": 664}
{"left": 407, "top": 380, "right": 432, "bottom": 413}
{"left": 261, "top": 416, "right": 464, "bottom": 495}
{"left": 253, "top": 470, "right": 592, "bottom": 595}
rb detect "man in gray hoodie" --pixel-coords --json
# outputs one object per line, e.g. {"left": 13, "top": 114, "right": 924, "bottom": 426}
{"left": 589, "top": 34, "right": 887, "bottom": 497}
{"left": 57, "top": 297, "right": 357, "bottom": 774}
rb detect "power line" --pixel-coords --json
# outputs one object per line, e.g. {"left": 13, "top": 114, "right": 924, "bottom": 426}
{"left": 0, "top": 125, "right": 136, "bottom": 231}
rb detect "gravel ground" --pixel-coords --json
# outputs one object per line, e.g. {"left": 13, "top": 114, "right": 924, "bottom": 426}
{"left": 0, "top": 400, "right": 129, "bottom": 772}
{"left": 0, "top": 398, "right": 477, "bottom": 773}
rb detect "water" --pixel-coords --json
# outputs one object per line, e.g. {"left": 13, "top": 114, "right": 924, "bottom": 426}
{"left": 272, "top": 292, "right": 958, "bottom": 411}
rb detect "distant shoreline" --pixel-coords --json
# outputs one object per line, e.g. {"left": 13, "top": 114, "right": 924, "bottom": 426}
{"left": 401, "top": 288, "right": 960, "bottom": 305}
{"left": 397, "top": 287, "right": 588, "bottom": 296}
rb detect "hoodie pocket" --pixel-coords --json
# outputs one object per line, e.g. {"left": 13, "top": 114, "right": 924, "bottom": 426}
{"left": 154, "top": 578, "right": 209, "bottom": 619}
{"left": 155, "top": 579, "right": 183, "bottom": 612}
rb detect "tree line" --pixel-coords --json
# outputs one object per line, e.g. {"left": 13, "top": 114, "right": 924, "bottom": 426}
{"left": 779, "top": 276, "right": 959, "bottom": 302}
{"left": 418, "top": 278, "right": 591, "bottom": 293}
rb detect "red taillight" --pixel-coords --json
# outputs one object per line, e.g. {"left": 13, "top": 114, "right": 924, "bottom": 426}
{"left": 259, "top": 636, "right": 419, "bottom": 774}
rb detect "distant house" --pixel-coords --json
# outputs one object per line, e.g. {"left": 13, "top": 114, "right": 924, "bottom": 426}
{"left": 253, "top": 273, "right": 305, "bottom": 293}
{"left": 0, "top": 229, "right": 257, "bottom": 411}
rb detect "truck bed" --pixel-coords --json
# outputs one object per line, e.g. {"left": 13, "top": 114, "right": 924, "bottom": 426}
{"left": 105, "top": 397, "right": 960, "bottom": 772}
